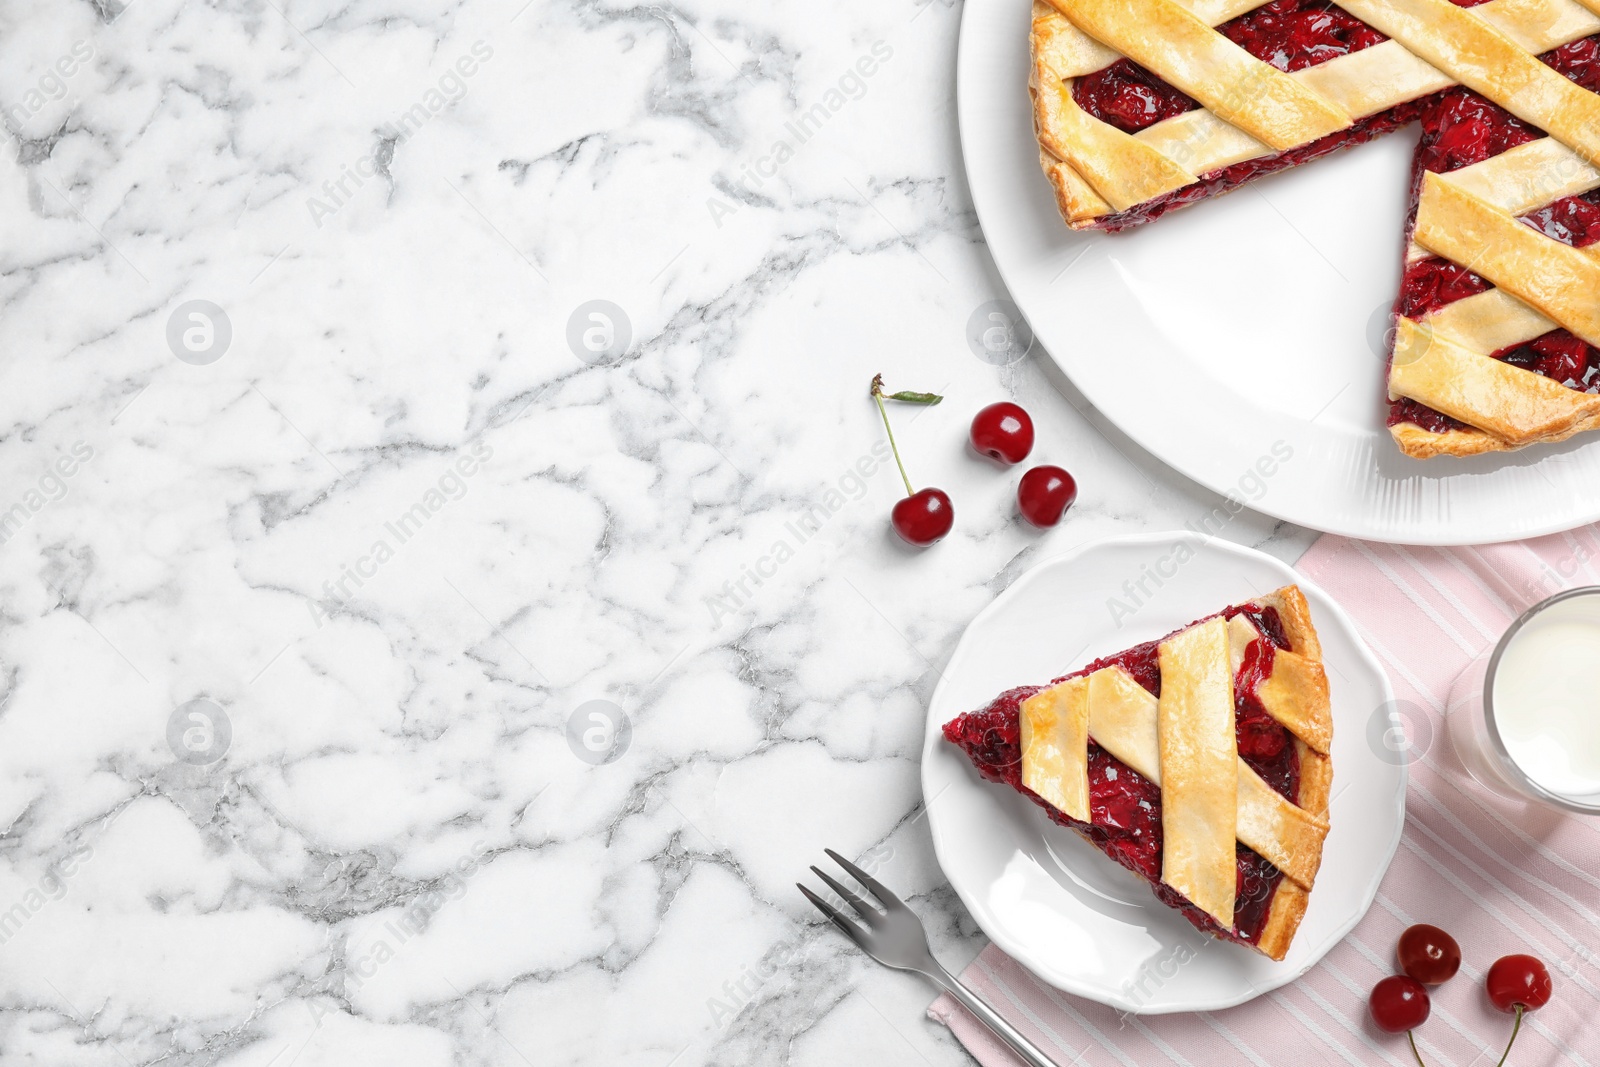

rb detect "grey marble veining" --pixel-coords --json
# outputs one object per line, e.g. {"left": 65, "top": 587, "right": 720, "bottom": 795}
{"left": 0, "top": 0, "right": 1316, "bottom": 1063}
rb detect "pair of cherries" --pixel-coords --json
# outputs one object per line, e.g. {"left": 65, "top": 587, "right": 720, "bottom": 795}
{"left": 971, "top": 402, "right": 1079, "bottom": 530}
{"left": 872, "top": 377, "right": 1077, "bottom": 547}
{"left": 1369, "top": 923, "right": 1552, "bottom": 1066}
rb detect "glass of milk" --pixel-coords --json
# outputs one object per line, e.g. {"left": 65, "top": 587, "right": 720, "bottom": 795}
{"left": 1447, "top": 587, "right": 1600, "bottom": 813}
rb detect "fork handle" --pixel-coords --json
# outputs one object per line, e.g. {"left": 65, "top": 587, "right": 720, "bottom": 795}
{"left": 924, "top": 960, "right": 1062, "bottom": 1067}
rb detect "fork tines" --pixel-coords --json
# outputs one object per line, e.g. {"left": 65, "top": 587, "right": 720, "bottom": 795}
{"left": 796, "top": 848, "right": 900, "bottom": 937}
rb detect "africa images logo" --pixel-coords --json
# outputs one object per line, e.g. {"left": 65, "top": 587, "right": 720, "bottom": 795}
{"left": 565, "top": 700, "right": 631, "bottom": 766}
{"left": 167, "top": 698, "right": 232, "bottom": 766}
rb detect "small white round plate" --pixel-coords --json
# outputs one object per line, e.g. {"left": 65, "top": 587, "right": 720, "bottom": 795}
{"left": 956, "top": 0, "right": 1600, "bottom": 545}
{"left": 921, "top": 533, "right": 1405, "bottom": 1013}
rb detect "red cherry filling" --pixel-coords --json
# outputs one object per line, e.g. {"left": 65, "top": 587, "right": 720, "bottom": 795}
{"left": 1411, "top": 90, "right": 1542, "bottom": 178}
{"left": 942, "top": 685, "right": 1039, "bottom": 780}
{"left": 1521, "top": 189, "right": 1600, "bottom": 248}
{"left": 1493, "top": 330, "right": 1598, "bottom": 391}
{"left": 1217, "top": 0, "right": 1388, "bottom": 72}
{"left": 1234, "top": 636, "right": 1301, "bottom": 801}
{"left": 1085, "top": 743, "right": 1161, "bottom": 854}
{"left": 1395, "top": 258, "right": 1492, "bottom": 320}
{"left": 942, "top": 603, "right": 1300, "bottom": 946}
{"left": 1234, "top": 604, "right": 1290, "bottom": 650}
{"left": 1543, "top": 34, "right": 1600, "bottom": 92}
{"left": 1073, "top": 59, "right": 1199, "bottom": 134}
{"left": 1387, "top": 397, "right": 1468, "bottom": 435}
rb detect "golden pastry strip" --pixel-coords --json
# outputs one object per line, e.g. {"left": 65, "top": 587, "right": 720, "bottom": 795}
{"left": 1236, "top": 762, "right": 1330, "bottom": 889}
{"left": 1404, "top": 138, "right": 1600, "bottom": 263}
{"left": 1032, "top": 5, "right": 1120, "bottom": 79}
{"left": 1389, "top": 317, "right": 1600, "bottom": 443}
{"left": 1133, "top": 109, "right": 1271, "bottom": 177}
{"left": 1020, "top": 678, "right": 1092, "bottom": 822}
{"left": 1290, "top": 40, "right": 1454, "bottom": 118}
{"left": 1225, "top": 616, "right": 1333, "bottom": 755}
{"left": 1418, "top": 288, "right": 1558, "bottom": 358}
{"left": 1443, "top": 138, "right": 1600, "bottom": 217}
{"left": 1085, "top": 666, "right": 1163, "bottom": 777}
{"left": 1413, "top": 174, "right": 1600, "bottom": 348}
{"left": 1157, "top": 620, "right": 1242, "bottom": 929}
{"left": 1474, "top": 0, "right": 1600, "bottom": 51}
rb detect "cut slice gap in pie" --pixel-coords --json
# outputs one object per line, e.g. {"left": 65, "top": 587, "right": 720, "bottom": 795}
{"left": 1029, "top": 0, "right": 1600, "bottom": 457}
{"left": 942, "top": 584, "right": 1332, "bottom": 961}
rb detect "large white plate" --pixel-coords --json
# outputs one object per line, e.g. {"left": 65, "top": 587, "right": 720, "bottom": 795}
{"left": 956, "top": 0, "right": 1600, "bottom": 545}
{"left": 922, "top": 533, "right": 1404, "bottom": 1013}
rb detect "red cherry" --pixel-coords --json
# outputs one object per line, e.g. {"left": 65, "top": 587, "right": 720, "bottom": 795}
{"left": 1369, "top": 975, "right": 1431, "bottom": 1034}
{"left": 1017, "top": 465, "right": 1077, "bottom": 527}
{"left": 1486, "top": 955, "right": 1553, "bottom": 1013}
{"left": 970, "top": 402, "right": 1034, "bottom": 464}
{"left": 871, "top": 375, "right": 952, "bottom": 549}
{"left": 892, "top": 488, "right": 954, "bottom": 547}
{"left": 1398, "top": 924, "right": 1461, "bottom": 985}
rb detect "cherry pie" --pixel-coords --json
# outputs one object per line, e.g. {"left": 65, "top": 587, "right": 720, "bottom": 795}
{"left": 943, "top": 585, "right": 1331, "bottom": 960}
{"left": 1030, "top": 0, "right": 1600, "bottom": 457}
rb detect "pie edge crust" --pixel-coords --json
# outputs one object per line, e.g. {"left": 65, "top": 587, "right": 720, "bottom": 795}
{"left": 1258, "top": 738, "right": 1332, "bottom": 959}
{"left": 1246, "top": 584, "right": 1332, "bottom": 961}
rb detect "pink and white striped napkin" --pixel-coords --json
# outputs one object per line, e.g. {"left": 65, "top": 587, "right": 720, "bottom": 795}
{"left": 930, "top": 529, "right": 1600, "bottom": 1066}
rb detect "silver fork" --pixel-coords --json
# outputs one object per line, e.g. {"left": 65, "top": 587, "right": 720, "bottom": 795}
{"left": 799, "top": 849, "right": 1061, "bottom": 1067}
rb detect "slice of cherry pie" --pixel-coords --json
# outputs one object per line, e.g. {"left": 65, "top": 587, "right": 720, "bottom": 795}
{"left": 1029, "top": 0, "right": 1600, "bottom": 457}
{"left": 943, "top": 585, "right": 1331, "bottom": 960}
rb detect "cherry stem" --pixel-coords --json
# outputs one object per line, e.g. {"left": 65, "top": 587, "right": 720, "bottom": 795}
{"left": 1492, "top": 1006, "right": 1524, "bottom": 1067}
{"left": 1407, "top": 1030, "right": 1431, "bottom": 1067}
{"left": 870, "top": 374, "right": 916, "bottom": 497}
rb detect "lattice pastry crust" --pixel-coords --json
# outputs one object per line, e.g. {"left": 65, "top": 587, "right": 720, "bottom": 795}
{"left": 1030, "top": 0, "right": 1600, "bottom": 458}
{"left": 947, "top": 585, "right": 1332, "bottom": 960}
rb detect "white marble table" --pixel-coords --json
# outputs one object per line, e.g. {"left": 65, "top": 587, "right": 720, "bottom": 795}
{"left": 0, "top": 0, "right": 1316, "bottom": 1062}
